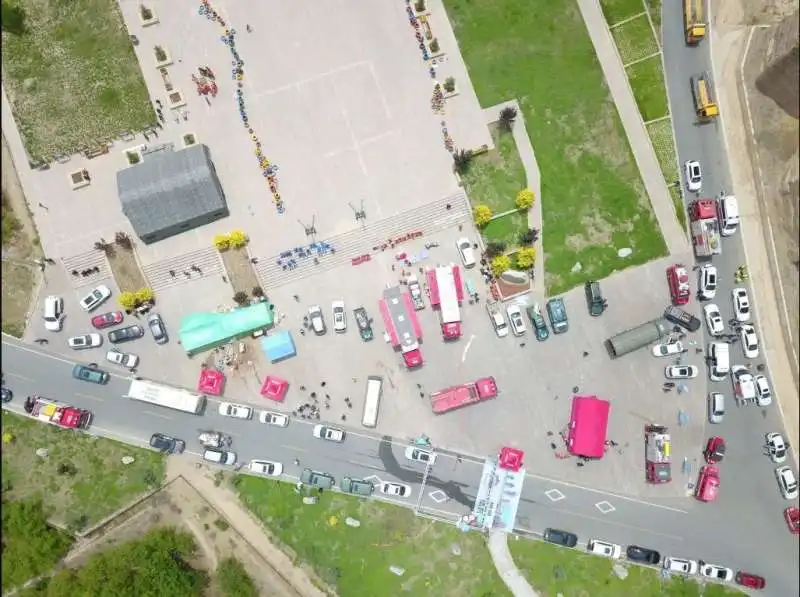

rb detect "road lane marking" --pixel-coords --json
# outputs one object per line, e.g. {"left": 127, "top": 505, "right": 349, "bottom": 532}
{"left": 90, "top": 426, "right": 149, "bottom": 446}
{"left": 74, "top": 392, "right": 104, "bottom": 402}
{"left": 142, "top": 410, "right": 172, "bottom": 420}
{"left": 1, "top": 339, "right": 130, "bottom": 380}
{"left": 283, "top": 445, "right": 310, "bottom": 453}
{"left": 461, "top": 335, "right": 475, "bottom": 362}
{"left": 428, "top": 490, "right": 448, "bottom": 503}
{"left": 6, "top": 372, "right": 33, "bottom": 382}
{"left": 545, "top": 489, "right": 566, "bottom": 502}
{"left": 595, "top": 501, "right": 616, "bottom": 514}
{"left": 533, "top": 508, "right": 684, "bottom": 541}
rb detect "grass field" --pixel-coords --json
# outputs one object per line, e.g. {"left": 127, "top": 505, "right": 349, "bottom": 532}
{"left": 1, "top": 0, "right": 153, "bottom": 159}
{"left": 1, "top": 411, "right": 165, "bottom": 531}
{"left": 235, "top": 476, "right": 508, "bottom": 596}
{"left": 611, "top": 14, "right": 660, "bottom": 65}
{"left": 460, "top": 124, "right": 527, "bottom": 215}
{"left": 627, "top": 56, "right": 670, "bottom": 122}
{"left": 445, "top": 0, "right": 666, "bottom": 294}
{"left": 509, "top": 537, "right": 746, "bottom": 597}
{"left": 600, "top": 0, "right": 648, "bottom": 24}
{"left": 482, "top": 211, "right": 529, "bottom": 246}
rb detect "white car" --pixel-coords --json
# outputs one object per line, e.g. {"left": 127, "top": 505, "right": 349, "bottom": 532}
{"left": 652, "top": 341, "right": 683, "bottom": 357}
{"left": 697, "top": 264, "right": 717, "bottom": 300}
{"left": 331, "top": 300, "right": 347, "bottom": 333}
{"left": 79, "top": 284, "right": 112, "bottom": 312}
{"left": 703, "top": 304, "right": 724, "bottom": 336}
{"left": 218, "top": 402, "right": 253, "bottom": 420}
{"left": 699, "top": 562, "right": 734, "bottom": 582}
{"left": 105, "top": 349, "right": 139, "bottom": 369}
{"left": 684, "top": 160, "right": 702, "bottom": 192}
{"left": 456, "top": 238, "right": 476, "bottom": 268}
{"left": 586, "top": 539, "right": 622, "bottom": 559}
{"left": 765, "top": 432, "right": 788, "bottom": 463}
{"left": 380, "top": 481, "right": 412, "bottom": 497}
{"left": 707, "top": 392, "right": 725, "bottom": 424}
{"left": 506, "top": 305, "right": 526, "bottom": 337}
{"left": 731, "top": 288, "right": 751, "bottom": 322}
{"left": 259, "top": 411, "right": 290, "bottom": 427}
{"left": 203, "top": 449, "right": 237, "bottom": 466}
{"left": 405, "top": 446, "right": 437, "bottom": 465}
{"left": 308, "top": 305, "right": 326, "bottom": 335}
{"left": 248, "top": 460, "right": 283, "bottom": 477}
{"left": 739, "top": 324, "right": 759, "bottom": 359}
{"left": 775, "top": 466, "right": 799, "bottom": 500}
{"left": 67, "top": 333, "right": 103, "bottom": 350}
{"left": 42, "top": 295, "right": 65, "bottom": 331}
{"left": 754, "top": 374, "right": 772, "bottom": 407}
{"left": 663, "top": 557, "right": 699, "bottom": 575}
{"left": 731, "top": 365, "right": 756, "bottom": 401}
{"left": 665, "top": 365, "right": 698, "bottom": 379}
{"left": 313, "top": 424, "right": 345, "bottom": 442}
{"left": 490, "top": 310, "right": 509, "bottom": 338}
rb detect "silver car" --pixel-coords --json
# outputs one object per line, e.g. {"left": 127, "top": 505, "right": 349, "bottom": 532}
{"left": 707, "top": 392, "right": 725, "bottom": 424}
{"left": 147, "top": 313, "right": 168, "bottom": 344}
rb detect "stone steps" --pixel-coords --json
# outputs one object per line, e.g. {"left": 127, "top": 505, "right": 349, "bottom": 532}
{"left": 142, "top": 247, "right": 226, "bottom": 291}
{"left": 61, "top": 250, "right": 112, "bottom": 289}
{"left": 254, "top": 192, "right": 470, "bottom": 288}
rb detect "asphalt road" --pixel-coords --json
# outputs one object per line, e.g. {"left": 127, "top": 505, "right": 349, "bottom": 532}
{"left": 663, "top": 5, "right": 799, "bottom": 597}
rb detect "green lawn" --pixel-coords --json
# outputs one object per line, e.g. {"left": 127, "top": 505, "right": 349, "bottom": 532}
{"left": 509, "top": 537, "right": 746, "bottom": 597}
{"left": 1, "top": 411, "right": 165, "bottom": 532}
{"left": 482, "top": 212, "right": 529, "bottom": 246}
{"left": 611, "top": 14, "right": 660, "bottom": 65}
{"left": 669, "top": 184, "right": 688, "bottom": 232}
{"left": 646, "top": 118, "right": 679, "bottom": 182}
{"left": 445, "top": 0, "right": 667, "bottom": 294}
{"left": 600, "top": 0, "right": 647, "bottom": 24}
{"left": 627, "top": 55, "right": 670, "bottom": 121}
{"left": 461, "top": 124, "right": 527, "bottom": 214}
{"left": 1, "top": 0, "right": 153, "bottom": 159}
{"left": 235, "top": 476, "right": 508, "bottom": 596}
{"left": 645, "top": 0, "right": 664, "bottom": 37}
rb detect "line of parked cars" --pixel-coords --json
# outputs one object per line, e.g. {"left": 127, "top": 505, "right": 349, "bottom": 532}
{"left": 544, "top": 528, "right": 766, "bottom": 589}
{"left": 305, "top": 302, "right": 374, "bottom": 341}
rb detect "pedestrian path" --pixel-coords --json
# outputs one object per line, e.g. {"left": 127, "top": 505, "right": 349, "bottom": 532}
{"left": 577, "top": 0, "right": 688, "bottom": 256}
{"left": 61, "top": 250, "right": 112, "bottom": 289}
{"left": 141, "top": 247, "right": 226, "bottom": 292}
{"left": 253, "top": 192, "right": 471, "bottom": 289}
{"left": 488, "top": 530, "right": 540, "bottom": 597}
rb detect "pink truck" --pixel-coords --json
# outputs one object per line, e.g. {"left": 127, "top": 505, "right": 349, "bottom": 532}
{"left": 430, "top": 377, "right": 498, "bottom": 414}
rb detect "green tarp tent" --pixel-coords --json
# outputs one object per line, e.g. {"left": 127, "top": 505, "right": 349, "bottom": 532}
{"left": 179, "top": 301, "right": 273, "bottom": 355}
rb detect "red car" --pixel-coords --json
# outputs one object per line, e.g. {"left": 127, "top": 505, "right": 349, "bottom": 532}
{"left": 735, "top": 571, "right": 766, "bottom": 590}
{"left": 785, "top": 507, "right": 800, "bottom": 535}
{"left": 667, "top": 264, "right": 691, "bottom": 306}
{"left": 703, "top": 436, "right": 726, "bottom": 464}
{"left": 695, "top": 465, "right": 720, "bottom": 502}
{"left": 91, "top": 311, "right": 124, "bottom": 329}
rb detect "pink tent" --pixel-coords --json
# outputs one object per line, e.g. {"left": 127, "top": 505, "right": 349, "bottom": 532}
{"left": 567, "top": 395, "right": 610, "bottom": 458}
{"left": 198, "top": 369, "right": 224, "bottom": 396}
{"left": 499, "top": 447, "right": 524, "bottom": 472}
{"left": 260, "top": 375, "right": 289, "bottom": 402}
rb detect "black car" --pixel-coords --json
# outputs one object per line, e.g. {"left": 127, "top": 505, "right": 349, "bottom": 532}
{"left": 543, "top": 528, "right": 578, "bottom": 548}
{"left": 149, "top": 433, "right": 185, "bottom": 454}
{"left": 108, "top": 324, "right": 145, "bottom": 344}
{"left": 663, "top": 305, "right": 702, "bottom": 332}
{"left": 1, "top": 387, "right": 12, "bottom": 403}
{"left": 626, "top": 545, "right": 661, "bottom": 565}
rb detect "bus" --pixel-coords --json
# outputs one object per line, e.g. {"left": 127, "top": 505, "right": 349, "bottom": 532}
{"left": 126, "top": 380, "right": 205, "bottom": 414}
{"left": 361, "top": 376, "right": 383, "bottom": 428}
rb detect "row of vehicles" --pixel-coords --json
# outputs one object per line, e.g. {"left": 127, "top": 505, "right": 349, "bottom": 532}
{"left": 489, "top": 299, "right": 568, "bottom": 339}
{"left": 306, "top": 302, "right": 374, "bottom": 341}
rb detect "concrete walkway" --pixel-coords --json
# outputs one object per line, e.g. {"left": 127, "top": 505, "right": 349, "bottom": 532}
{"left": 577, "top": 0, "right": 688, "bottom": 256}
{"left": 482, "top": 100, "right": 545, "bottom": 305}
{"left": 488, "top": 530, "right": 540, "bottom": 597}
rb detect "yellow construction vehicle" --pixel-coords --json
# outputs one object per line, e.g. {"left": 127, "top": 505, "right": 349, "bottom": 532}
{"left": 691, "top": 73, "right": 719, "bottom": 120}
{"left": 684, "top": 0, "right": 707, "bottom": 45}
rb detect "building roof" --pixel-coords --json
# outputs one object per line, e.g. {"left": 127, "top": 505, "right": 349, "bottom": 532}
{"left": 117, "top": 144, "right": 225, "bottom": 237}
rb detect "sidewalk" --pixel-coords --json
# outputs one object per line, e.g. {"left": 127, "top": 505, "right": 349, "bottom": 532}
{"left": 488, "top": 530, "right": 539, "bottom": 597}
{"left": 576, "top": 0, "right": 688, "bottom": 256}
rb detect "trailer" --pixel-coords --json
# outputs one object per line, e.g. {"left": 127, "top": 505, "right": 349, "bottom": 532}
{"left": 426, "top": 265, "right": 463, "bottom": 340}
{"left": 606, "top": 318, "right": 670, "bottom": 358}
{"left": 430, "top": 377, "right": 498, "bottom": 414}
{"left": 691, "top": 72, "right": 719, "bottom": 120}
{"left": 684, "top": 0, "right": 706, "bottom": 45}
{"left": 690, "top": 199, "right": 721, "bottom": 257}
{"left": 645, "top": 424, "right": 671, "bottom": 484}
{"left": 379, "top": 286, "right": 423, "bottom": 368}
{"left": 26, "top": 396, "right": 92, "bottom": 430}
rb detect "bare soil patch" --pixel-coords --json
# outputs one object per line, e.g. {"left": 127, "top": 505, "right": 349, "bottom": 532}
{"left": 221, "top": 248, "right": 263, "bottom": 297}
{"left": 106, "top": 245, "right": 148, "bottom": 292}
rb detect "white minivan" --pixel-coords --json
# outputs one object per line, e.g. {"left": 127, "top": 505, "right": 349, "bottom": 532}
{"left": 707, "top": 342, "right": 730, "bottom": 382}
{"left": 718, "top": 195, "right": 740, "bottom": 236}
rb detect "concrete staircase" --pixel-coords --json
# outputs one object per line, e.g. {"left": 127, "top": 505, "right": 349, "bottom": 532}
{"left": 142, "top": 247, "right": 226, "bottom": 291}
{"left": 61, "top": 250, "right": 112, "bottom": 289}
{"left": 253, "top": 192, "right": 471, "bottom": 288}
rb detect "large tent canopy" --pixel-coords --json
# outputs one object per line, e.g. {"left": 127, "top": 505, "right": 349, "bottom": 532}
{"left": 567, "top": 395, "right": 611, "bottom": 459}
{"left": 179, "top": 302, "right": 273, "bottom": 355}
{"left": 260, "top": 330, "right": 296, "bottom": 363}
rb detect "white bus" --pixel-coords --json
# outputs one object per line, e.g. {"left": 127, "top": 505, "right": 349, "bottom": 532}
{"left": 362, "top": 376, "right": 383, "bottom": 428}
{"left": 126, "top": 380, "right": 205, "bottom": 414}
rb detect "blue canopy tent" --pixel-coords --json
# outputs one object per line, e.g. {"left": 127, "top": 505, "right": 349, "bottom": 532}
{"left": 260, "top": 331, "right": 296, "bottom": 363}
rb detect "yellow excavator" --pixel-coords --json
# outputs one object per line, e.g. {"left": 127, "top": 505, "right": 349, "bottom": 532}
{"left": 691, "top": 72, "right": 719, "bottom": 120}
{"left": 684, "top": 0, "right": 707, "bottom": 45}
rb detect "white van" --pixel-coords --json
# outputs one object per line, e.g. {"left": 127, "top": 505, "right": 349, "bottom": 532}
{"left": 362, "top": 376, "right": 383, "bottom": 428}
{"left": 42, "top": 295, "right": 65, "bottom": 331}
{"left": 717, "top": 195, "right": 740, "bottom": 236}
{"left": 708, "top": 342, "right": 730, "bottom": 381}
{"left": 203, "top": 449, "right": 237, "bottom": 466}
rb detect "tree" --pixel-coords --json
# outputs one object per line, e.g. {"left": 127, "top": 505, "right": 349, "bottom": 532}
{"left": 94, "top": 240, "right": 111, "bottom": 254}
{"left": 217, "top": 557, "right": 258, "bottom": 597}
{"left": 473, "top": 204, "right": 493, "bottom": 228}
{"left": 429, "top": 38, "right": 440, "bottom": 54}
{"left": 520, "top": 228, "right": 539, "bottom": 245}
{"left": 233, "top": 291, "right": 248, "bottom": 305}
{"left": 515, "top": 247, "right": 536, "bottom": 269}
{"left": 228, "top": 230, "right": 248, "bottom": 249}
{"left": 119, "top": 291, "right": 138, "bottom": 311}
{"left": 515, "top": 188, "right": 535, "bottom": 210}
{"left": 498, "top": 105, "right": 518, "bottom": 131}
{"left": 452, "top": 148, "right": 473, "bottom": 175}
{"left": 251, "top": 286, "right": 264, "bottom": 298}
{"left": 135, "top": 288, "right": 154, "bottom": 306}
{"left": 213, "top": 234, "right": 231, "bottom": 251}
{"left": 1, "top": 1, "right": 27, "bottom": 35}
{"left": 443, "top": 77, "right": 456, "bottom": 93}
{"left": 114, "top": 231, "right": 133, "bottom": 250}
{"left": 484, "top": 241, "right": 506, "bottom": 259}
{"left": 490, "top": 255, "right": 511, "bottom": 277}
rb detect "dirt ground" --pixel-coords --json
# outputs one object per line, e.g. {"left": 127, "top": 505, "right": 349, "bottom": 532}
{"left": 221, "top": 248, "right": 263, "bottom": 297}
{"left": 62, "top": 459, "right": 327, "bottom": 597}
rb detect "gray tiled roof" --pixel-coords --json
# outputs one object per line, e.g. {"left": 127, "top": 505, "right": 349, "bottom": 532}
{"left": 117, "top": 144, "right": 225, "bottom": 237}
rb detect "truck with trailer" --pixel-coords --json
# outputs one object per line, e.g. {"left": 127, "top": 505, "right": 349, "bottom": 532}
{"left": 379, "top": 286, "right": 424, "bottom": 368}
{"left": 645, "top": 424, "right": 672, "bottom": 484}
{"left": 690, "top": 199, "right": 722, "bottom": 257}
{"left": 691, "top": 72, "right": 719, "bottom": 120}
{"left": 606, "top": 318, "right": 670, "bottom": 358}
{"left": 683, "top": 0, "right": 706, "bottom": 45}
{"left": 25, "top": 396, "right": 92, "bottom": 430}
{"left": 426, "top": 266, "right": 463, "bottom": 340}
{"left": 430, "top": 377, "right": 498, "bottom": 414}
